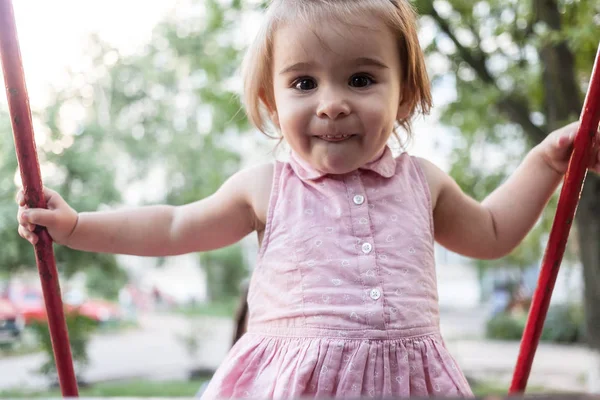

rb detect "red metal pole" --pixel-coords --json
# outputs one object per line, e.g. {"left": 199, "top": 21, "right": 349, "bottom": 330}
{"left": 0, "top": 0, "right": 79, "bottom": 396}
{"left": 509, "top": 43, "right": 600, "bottom": 394}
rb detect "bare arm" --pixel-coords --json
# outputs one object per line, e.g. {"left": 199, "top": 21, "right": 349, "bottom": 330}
{"left": 418, "top": 150, "right": 562, "bottom": 259}
{"left": 65, "top": 163, "right": 272, "bottom": 256}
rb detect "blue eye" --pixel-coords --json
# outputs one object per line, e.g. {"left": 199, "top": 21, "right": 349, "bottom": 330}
{"left": 293, "top": 78, "right": 317, "bottom": 91}
{"left": 349, "top": 74, "right": 374, "bottom": 87}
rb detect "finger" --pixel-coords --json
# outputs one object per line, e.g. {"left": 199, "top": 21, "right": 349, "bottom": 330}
{"left": 18, "top": 225, "right": 38, "bottom": 245}
{"left": 18, "top": 224, "right": 27, "bottom": 239}
{"left": 556, "top": 120, "right": 580, "bottom": 138}
{"left": 17, "top": 208, "right": 28, "bottom": 225}
{"left": 589, "top": 149, "right": 600, "bottom": 172}
{"left": 20, "top": 208, "right": 56, "bottom": 227}
{"left": 15, "top": 189, "right": 25, "bottom": 206}
{"left": 15, "top": 187, "right": 61, "bottom": 208}
{"left": 594, "top": 152, "right": 600, "bottom": 172}
{"left": 565, "top": 120, "right": 580, "bottom": 130}
{"left": 556, "top": 131, "right": 575, "bottom": 148}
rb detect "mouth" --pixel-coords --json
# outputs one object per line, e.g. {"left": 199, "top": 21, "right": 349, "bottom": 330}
{"left": 316, "top": 134, "right": 354, "bottom": 142}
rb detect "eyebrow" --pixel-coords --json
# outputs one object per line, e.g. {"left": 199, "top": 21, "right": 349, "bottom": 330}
{"left": 278, "top": 57, "right": 389, "bottom": 75}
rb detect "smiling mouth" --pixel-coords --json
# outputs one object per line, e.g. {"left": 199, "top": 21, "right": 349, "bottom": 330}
{"left": 317, "top": 134, "right": 354, "bottom": 142}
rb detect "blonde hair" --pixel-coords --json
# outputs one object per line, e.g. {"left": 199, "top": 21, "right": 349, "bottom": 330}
{"left": 242, "top": 0, "right": 432, "bottom": 142}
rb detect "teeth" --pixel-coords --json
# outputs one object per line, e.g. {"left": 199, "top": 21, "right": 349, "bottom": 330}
{"left": 323, "top": 134, "right": 350, "bottom": 139}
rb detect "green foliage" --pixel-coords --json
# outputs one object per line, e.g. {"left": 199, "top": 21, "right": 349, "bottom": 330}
{"left": 85, "top": 265, "right": 129, "bottom": 300}
{"left": 1, "top": 0, "right": 252, "bottom": 376}
{"left": 29, "top": 313, "right": 98, "bottom": 381}
{"left": 415, "top": 0, "right": 598, "bottom": 269}
{"left": 0, "top": 99, "right": 121, "bottom": 281}
{"left": 485, "top": 313, "right": 526, "bottom": 341}
{"left": 1, "top": 0, "right": 251, "bottom": 290}
{"left": 200, "top": 245, "right": 248, "bottom": 302}
{"left": 541, "top": 303, "right": 585, "bottom": 343}
{"left": 0, "top": 378, "right": 207, "bottom": 398}
{"left": 0, "top": 111, "right": 35, "bottom": 272}
{"left": 486, "top": 303, "right": 585, "bottom": 343}
{"left": 78, "top": 0, "right": 253, "bottom": 289}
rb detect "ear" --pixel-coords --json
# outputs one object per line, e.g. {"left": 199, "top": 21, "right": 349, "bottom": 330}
{"left": 396, "top": 97, "right": 411, "bottom": 121}
{"left": 259, "top": 89, "right": 280, "bottom": 128}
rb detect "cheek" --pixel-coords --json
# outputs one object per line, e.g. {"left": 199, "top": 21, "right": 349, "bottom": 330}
{"left": 361, "top": 102, "right": 394, "bottom": 128}
{"left": 276, "top": 98, "right": 312, "bottom": 129}
{"left": 361, "top": 91, "right": 400, "bottom": 126}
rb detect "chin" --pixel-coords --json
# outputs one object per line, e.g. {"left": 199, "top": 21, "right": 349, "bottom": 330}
{"left": 317, "top": 159, "right": 360, "bottom": 176}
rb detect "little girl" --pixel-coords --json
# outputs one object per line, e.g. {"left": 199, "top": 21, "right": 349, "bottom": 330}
{"left": 17, "top": 0, "right": 600, "bottom": 398}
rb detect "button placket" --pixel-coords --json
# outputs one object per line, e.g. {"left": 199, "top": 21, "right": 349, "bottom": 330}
{"left": 344, "top": 174, "right": 386, "bottom": 329}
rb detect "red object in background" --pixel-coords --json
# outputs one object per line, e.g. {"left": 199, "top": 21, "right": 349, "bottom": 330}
{"left": 76, "top": 299, "right": 122, "bottom": 323}
{"left": 510, "top": 43, "right": 600, "bottom": 393}
{"left": 11, "top": 288, "right": 47, "bottom": 325}
{"left": 0, "top": 0, "right": 78, "bottom": 396}
{"left": 10, "top": 288, "right": 122, "bottom": 325}
{"left": 0, "top": 299, "right": 19, "bottom": 320}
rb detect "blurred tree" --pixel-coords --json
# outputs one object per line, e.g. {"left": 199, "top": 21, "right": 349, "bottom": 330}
{"left": 72, "top": 0, "right": 252, "bottom": 297}
{"left": 0, "top": 0, "right": 251, "bottom": 299}
{"left": 200, "top": 245, "right": 248, "bottom": 302}
{"left": 0, "top": 79, "right": 126, "bottom": 296}
{"left": 30, "top": 313, "right": 97, "bottom": 384}
{"left": 0, "top": 111, "right": 32, "bottom": 272}
{"left": 1, "top": 0, "right": 252, "bottom": 384}
{"left": 414, "top": 0, "right": 600, "bottom": 378}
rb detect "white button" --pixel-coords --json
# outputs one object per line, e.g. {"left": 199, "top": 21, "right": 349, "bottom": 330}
{"left": 361, "top": 242, "right": 373, "bottom": 254}
{"left": 370, "top": 288, "right": 381, "bottom": 300}
{"left": 353, "top": 195, "right": 365, "bottom": 205}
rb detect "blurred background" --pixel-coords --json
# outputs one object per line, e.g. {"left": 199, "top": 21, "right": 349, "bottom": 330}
{"left": 0, "top": 0, "right": 599, "bottom": 396}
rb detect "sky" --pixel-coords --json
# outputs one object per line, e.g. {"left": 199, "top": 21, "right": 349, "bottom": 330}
{"left": 9, "top": 0, "right": 173, "bottom": 108}
{"left": 4, "top": 0, "right": 451, "bottom": 169}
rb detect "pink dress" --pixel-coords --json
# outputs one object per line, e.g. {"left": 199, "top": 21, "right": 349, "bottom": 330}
{"left": 201, "top": 147, "right": 473, "bottom": 398}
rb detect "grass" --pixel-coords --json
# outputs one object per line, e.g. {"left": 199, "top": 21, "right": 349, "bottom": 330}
{"left": 0, "top": 379, "right": 207, "bottom": 398}
{"left": 471, "top": 381, "right": 551, "bottom": 396}
{"left": 0, "top": 378, "right": 549, "bottom": 398}
{"left": 472, "top": 381, "right": 511, "bottom": 396}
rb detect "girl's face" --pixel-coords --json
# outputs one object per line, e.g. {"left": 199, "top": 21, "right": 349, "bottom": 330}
{"left": 270, "top": 14, "right": 409, "bottom": 175}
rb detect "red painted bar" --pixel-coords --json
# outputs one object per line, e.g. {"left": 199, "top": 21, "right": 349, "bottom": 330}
{"left": 0, "top": 0, "right": 79, "bottom": 396}
{"left": 510, "top": 43, "right": 600, "bottom": 394}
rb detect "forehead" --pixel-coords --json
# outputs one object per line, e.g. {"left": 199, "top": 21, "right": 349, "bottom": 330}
{"left": 272, "top": 15, "right": 398, "bottom": 70}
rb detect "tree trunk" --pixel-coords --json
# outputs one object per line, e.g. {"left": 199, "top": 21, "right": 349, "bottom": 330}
{"left": 534, "top": 2, "right": 600, "bottom": 368}
{"left": 576, "top": 178, "right": 600, "bottom": 394}
{"left": 579, "top": 174, "right": 600, "bottom": 392}
{"left": 536, "top": 2, "right": 600, "bottom": 387}
{"left": 578, "top": 175, "right": 600, "bottom": 349}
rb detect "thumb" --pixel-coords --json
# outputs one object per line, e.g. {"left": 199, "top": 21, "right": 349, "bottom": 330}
{"left": 43, "top": 187, "right": 69, "bottom": 210}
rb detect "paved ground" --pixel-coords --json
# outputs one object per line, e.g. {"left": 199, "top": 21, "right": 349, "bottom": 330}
{"left": 0, "top": 310, "right": 595, "bottom": 393}
{"left": 0, "top": 314, "right": 232, "bottom": 391}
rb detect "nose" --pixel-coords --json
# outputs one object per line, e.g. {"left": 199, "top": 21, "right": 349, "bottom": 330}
{"left": 316, "top": 87, "right": 351, "bottom": 120}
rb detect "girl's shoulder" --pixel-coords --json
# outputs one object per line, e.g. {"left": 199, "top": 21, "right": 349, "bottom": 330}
{"left": 234, "top": 162, "right": 275, "bottom": 230}
{"left": 410, "top": 156, "right": 447, "bottom": 211}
